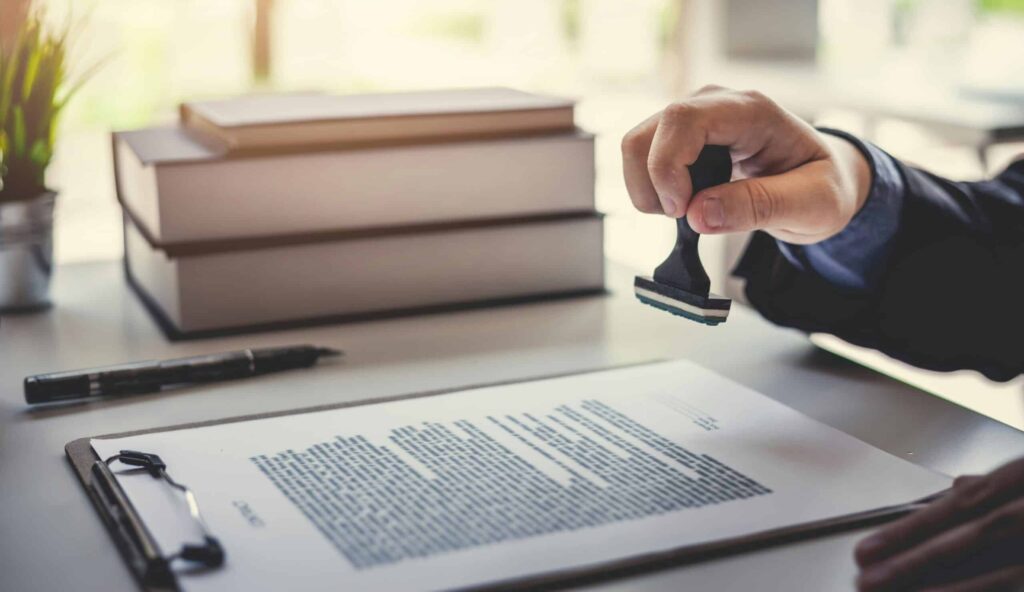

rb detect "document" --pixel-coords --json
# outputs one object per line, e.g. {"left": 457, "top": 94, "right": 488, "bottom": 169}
{"left": 91, "top": 360, "right": 950, "bottom": 591}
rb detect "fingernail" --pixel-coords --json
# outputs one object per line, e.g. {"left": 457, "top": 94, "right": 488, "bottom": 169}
{"left": 856, "top": 535, "right": 885, "bottom": 558}
{"left": 658, "top": 193, "right": 676, "bottom": 217}
{"left": 857, "top": 564, "right": 893, "bottom": 589}
{"left": 703, "top": 197, "right": 725, "bottom": 229}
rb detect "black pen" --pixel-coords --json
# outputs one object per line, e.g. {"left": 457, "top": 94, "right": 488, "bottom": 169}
{"left": 24, "top": 345, "right": 342, "bottom": 405}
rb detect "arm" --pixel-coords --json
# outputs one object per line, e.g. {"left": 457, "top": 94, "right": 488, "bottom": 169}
{"left": 620, "top": 86, "right": 1024, "bottom": 381}
{"left": 736, "top": 144, "right": 1024, "bottom": 381}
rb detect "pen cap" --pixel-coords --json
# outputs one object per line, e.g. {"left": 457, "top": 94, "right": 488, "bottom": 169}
{"left": 24, "top": 373, "right": 92, "bottom": 404}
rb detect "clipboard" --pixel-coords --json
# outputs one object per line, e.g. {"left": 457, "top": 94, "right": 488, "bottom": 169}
{"left": 65, "top": 365, "right": 948, "bottom": 592}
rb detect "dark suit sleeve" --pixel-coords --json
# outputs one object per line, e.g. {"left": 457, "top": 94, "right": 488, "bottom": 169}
{"left": 734, "top": 147, "right": 1024, "bottom": 381}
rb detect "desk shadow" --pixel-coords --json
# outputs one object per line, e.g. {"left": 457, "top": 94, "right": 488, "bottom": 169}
{"left": 792, "top": 342, "right": 880, "bottom": 379}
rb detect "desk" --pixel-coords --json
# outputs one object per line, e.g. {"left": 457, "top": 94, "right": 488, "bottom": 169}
{"left": 1, "top": 260, "right": 1021, "bottom": 591}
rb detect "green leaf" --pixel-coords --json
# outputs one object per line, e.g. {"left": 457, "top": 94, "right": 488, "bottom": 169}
{"left": 0, "top": 7, "right": 101, "bottom": 195}
{"left": 29, "top": 138, "right": 50, "bottom": 168}
{"left": 18, "top": 27, "right": 41, "bottom": 104}
{"left": 0, "top": 50, "right": 18, "bottom": 125}
{"left": 12, "top": 105, "right": 26, "bottom": 157}
{"left": 23, "top": 46, "right": 41, "bottom": 103}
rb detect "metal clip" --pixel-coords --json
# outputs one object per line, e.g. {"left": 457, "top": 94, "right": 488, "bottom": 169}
{"left": 103, "top": 450, "right": 225, "bottom": 571}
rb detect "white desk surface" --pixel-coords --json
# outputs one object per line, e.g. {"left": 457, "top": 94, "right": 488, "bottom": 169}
{"left": 1, "top": 260, "right": 1021, "bottom": 592}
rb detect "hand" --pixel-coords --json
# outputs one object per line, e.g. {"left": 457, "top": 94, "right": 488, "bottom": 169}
{"left": 620, "top": 86, "right": 871, "bottom": 244}
{"left": 855, "top": 456, "right": 1024, "bottom": 591}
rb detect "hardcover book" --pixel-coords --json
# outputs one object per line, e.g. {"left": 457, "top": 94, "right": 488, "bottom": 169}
{"left": 179, "top": 87, "right": 575, "bottom": 151}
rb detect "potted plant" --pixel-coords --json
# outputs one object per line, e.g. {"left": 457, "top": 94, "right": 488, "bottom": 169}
{"left": 0, "top": 7, "right": 92, "bottom": 311}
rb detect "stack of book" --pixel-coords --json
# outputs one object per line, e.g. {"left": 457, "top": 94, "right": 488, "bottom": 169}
{"left": 113, "top": 88, "right": 603, "bottom": 338}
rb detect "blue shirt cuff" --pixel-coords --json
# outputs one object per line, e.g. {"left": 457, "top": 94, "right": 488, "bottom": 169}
{"left": 776, "top": 129, "right": 904, "bottom": 293}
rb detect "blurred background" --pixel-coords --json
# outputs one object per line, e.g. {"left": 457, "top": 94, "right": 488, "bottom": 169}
{"left": 27, "top": 0, "right": 1024, "bottom": 266}
{"left": 14, "top": 0, "right": 1024, "bottom": 424}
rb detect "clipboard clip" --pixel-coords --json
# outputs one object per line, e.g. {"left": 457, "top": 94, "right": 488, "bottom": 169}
{"left": 89, "top": 449, "right": 225, "bottom": 587}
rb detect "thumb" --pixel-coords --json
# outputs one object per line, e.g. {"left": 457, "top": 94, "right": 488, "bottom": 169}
{"left": 686, "top": 160, "right": 841, "bottom": 243}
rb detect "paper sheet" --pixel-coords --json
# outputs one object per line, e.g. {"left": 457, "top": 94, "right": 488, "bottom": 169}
{"left": 91, "top": 360, "right": 950, "bottom": 591}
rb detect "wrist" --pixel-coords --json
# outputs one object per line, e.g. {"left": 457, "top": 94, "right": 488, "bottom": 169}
{"left": 775, "top": 129, "right": 905, "bottom": 293}
{"left": 821, "top": 132, "right": 872, "bottom": 228}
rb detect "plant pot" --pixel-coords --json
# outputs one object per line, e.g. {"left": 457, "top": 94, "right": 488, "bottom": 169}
{"left": 0, "top": 191, "right": 56, "bottom": 312}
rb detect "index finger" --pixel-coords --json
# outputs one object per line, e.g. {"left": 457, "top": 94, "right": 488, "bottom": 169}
{"left": 645, "top": 90, "right": 780, "bottom": 214}
{"left": 621, "top": 111, "right": 664, "bottom": 215}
